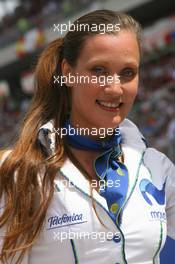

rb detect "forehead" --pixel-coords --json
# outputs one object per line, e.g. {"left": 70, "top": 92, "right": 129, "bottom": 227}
{"left": 77, "top": 31, "right": 140, "bottom": 65}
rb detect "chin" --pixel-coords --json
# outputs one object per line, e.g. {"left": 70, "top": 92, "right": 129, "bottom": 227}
{"left": 111, "top": 115, "right": 125, "bottom": 126}
{"left": 94, "top": 116, "right": 123, "bottom": 130}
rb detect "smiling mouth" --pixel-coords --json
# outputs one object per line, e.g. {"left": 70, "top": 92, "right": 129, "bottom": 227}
{"left": 96, "top": 99, "right": 123, "bottom": 111}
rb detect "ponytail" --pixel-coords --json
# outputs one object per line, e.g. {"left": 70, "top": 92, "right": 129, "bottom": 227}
{"left": 0, "top": 37, "right": 68, "bottom": 264}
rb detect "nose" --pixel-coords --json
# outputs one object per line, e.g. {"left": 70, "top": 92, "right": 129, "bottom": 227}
{"left": 104, "top": 74, "right": 123, "bottom": 97}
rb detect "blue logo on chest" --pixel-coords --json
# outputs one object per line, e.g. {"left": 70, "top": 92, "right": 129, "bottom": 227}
{"left": 139, "top": 179, "right": 165, "bottom": 206}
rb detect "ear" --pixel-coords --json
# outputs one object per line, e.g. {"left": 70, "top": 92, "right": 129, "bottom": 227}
{"left": 61, "top": 58, "right": 73, "bottom": 87}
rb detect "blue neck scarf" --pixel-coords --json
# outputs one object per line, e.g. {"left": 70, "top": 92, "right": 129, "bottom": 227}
{"left": 63, "top": 120, "right": 129, "bottom": 225}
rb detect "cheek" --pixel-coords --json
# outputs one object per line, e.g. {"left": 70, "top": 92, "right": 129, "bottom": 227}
{"left": 73, "top": 81, "right": 99, "bottom": 102}
{"left": 124, "top": 80, "right": 138, "bottom": 102}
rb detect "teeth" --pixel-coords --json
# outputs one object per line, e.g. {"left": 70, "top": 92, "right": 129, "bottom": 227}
{"left": 98, "top": 100, "right": 120, "bottom": 108}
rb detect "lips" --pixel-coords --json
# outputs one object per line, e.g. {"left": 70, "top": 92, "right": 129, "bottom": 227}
{"left": 96, "top": 99, "right": 123, "bottom": 111}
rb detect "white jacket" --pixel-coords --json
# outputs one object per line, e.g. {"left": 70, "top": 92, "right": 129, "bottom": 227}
{"left": 0, "top": 119, "right": 175, "bottom": 264}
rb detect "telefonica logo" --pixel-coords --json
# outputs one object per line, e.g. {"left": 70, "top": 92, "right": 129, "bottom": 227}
{"left": 47, "top": 213, "right": 87, "bottom": 230}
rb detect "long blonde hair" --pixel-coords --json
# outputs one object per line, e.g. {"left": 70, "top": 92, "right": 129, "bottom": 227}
{"left": 0, "top": 10, "right": 142, "bottom": 263}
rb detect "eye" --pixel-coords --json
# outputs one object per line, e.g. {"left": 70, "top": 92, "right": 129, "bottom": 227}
{"left": 120, "top": 68, "right": 136, "bottom": 78}
{"left": 91, "top": 66, "right": 107, "bottom": 75}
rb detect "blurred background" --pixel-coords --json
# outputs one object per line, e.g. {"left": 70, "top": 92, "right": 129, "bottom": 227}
{"left": 0, "top": 0, "right": 174, "bottom": 262}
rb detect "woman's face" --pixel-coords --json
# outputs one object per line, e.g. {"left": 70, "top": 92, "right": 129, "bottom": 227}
{"left": 62, "top": 30, "right": 140, "bottom": 132}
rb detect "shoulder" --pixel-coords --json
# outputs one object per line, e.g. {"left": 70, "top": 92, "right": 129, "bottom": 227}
{"left": 144, "top": 147, "right": 174, "bottom": 177}
{"left": 120, "top": 119, "right": 175, "bottom": 181}
{"left": 119, "top": 119, "right": 147, "bottom": 150}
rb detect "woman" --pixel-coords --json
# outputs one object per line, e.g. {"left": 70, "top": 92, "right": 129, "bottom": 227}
{"left": 0, "top": 9, "right": 175, "bottom": 264}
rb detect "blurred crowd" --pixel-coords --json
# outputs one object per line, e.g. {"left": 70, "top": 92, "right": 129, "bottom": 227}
{"left": 131, "top": 53, "right": 175, "bottom": 162}
{"left": 0, "top": 96, "right": 30, "bottom": 149}
{"left": 0, "top": 0, "right": 95, "bottom": 48}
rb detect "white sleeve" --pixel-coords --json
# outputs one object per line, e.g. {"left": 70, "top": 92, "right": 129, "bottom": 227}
{"left": 164, "top": 155, "right": 175, "bottom": 240}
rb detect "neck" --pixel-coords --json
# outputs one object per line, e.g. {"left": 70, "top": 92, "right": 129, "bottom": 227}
{"left": 69, "top": 118, "right": 116, "bottom": 141}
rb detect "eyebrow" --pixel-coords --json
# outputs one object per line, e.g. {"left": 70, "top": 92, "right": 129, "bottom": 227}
{"left": 87, "top": 59, "right": 139, "bottom": 67}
